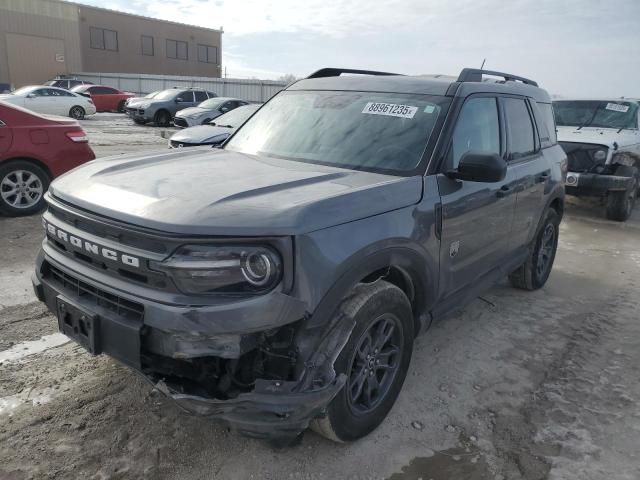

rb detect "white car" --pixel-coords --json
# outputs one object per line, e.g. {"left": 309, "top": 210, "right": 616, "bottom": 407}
{"left": 0, "top": 85, "right": 96, "bottom": 119}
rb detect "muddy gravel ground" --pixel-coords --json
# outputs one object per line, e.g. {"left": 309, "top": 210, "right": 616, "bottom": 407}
{"left": 1, "top": 114, "right": 640, "bottom": 479}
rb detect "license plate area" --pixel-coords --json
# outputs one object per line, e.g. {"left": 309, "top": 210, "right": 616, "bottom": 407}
{"left": 56, "top": 295, "right": 101, "bottom": 355}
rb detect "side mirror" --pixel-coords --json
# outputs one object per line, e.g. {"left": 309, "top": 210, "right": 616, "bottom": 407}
{"left": 447, "top": 152, "right": 507, "bottom": 183}
{"left": 26, "top": 93, "right": 36, "bottom": 98}
{"left": 220, "top": 107, "right": 229, "bottom": 113}
{"left": 175, "top": 97, "right": 184, "bottom": 103}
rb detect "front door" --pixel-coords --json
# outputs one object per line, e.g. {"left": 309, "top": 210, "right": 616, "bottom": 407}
{"left": 436, "top": 95, "right": 517, "bottom": 305}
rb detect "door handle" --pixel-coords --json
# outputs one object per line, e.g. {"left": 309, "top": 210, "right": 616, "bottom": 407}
{"left": 536, "top": 172, "right": 550, "bottom": 183}
{"left": 496, "top": 185, "right": 511, "bottom": 198}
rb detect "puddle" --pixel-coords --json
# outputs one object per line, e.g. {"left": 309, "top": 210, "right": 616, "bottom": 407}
{"left": 0, "top": 333, "right": 69, "bottom": 364}
{"left": 387, "top": 448, "right": 492, "bottom": 480}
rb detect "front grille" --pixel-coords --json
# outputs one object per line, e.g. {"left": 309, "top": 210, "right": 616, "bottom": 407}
{"left": 559, "top": 142, "right": 606, "bottom": 173}
{"left": 45, "top": 262, "right": 144, "bottom": 322}
{"left": 173, "top": 117, "right": 189, "bottom": 128}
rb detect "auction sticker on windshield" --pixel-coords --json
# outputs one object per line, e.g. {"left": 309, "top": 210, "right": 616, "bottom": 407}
{"left": 606, "top": 103, "right": 629, "bottom": 113}
{"left": 362, "top": 102, "right": 418, "bottom": 119}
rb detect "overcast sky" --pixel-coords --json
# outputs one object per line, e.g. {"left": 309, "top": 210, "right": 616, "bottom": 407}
{"left": 75, "top": 0, "right": 640, "bottom": 97}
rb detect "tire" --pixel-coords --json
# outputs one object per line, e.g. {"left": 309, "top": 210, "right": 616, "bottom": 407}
{"left": 154, "top": 110, "right": 171, "bottom": 127}
{"left": 605, "top": 166, "right": 637, "bottom": 222}
{"left": 69, "top": 106, "right": 85, "bottom": 120}
{"left": 310, "top": 281, "right": 414, "bottom": 442}
{"left": 509, "top": 208, "right": 560, "bottom": 290}
{"left": 0, "top": 160, "right": 50, "bottom": 216}
{"left": 117, "top": 100, "right": 126, "bottom": 113}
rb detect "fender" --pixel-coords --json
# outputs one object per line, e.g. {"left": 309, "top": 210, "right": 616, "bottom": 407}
{"left": 306, "top": 245, "right": 437, "bottom": 331}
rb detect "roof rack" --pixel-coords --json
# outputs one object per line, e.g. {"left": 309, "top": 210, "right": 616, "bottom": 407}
{"left": 307, "top": 68, "right": 402, "bottom": 79}
{"left": 457, "top": 68, "right": 538, "bottom": 87}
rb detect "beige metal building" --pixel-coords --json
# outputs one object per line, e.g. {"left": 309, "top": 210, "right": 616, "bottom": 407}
{"left": 0, "top": 0, "right": 222, "bottom": 89}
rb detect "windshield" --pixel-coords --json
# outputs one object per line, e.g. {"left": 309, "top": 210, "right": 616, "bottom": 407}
{"left": 198, "top": 98, "right": 224, "bottom": 109}
{"left": 154, "top": 90, "right": 180, "bottom": 100}
{"left": 212, "top": 104, "right": 261, "bottom": 127}
{"left": 554, "top": 100, "right": 639, "bottom": 130}
{"left": 225, "top": 91, "right": 449, "bottom": 174}
{"left": 70, "top": 85, "right": 88, "bottom": 93}
{"left": 11, "top": 86, "right": 36, "bottom": 96}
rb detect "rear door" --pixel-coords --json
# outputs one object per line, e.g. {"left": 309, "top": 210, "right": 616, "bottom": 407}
{"left": 501, "top": 97, "right": 549, "bottom": 250}
{"left": 436, "top": 95, "right": 517, "bottom": 303}
{"left": 194, "top": 90, "right": 208, "bottom": 106}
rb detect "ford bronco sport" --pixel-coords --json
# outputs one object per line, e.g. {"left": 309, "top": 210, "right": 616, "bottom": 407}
{"left": 33, "top": 68, "right": 566, "bottom": 443}
{"left": 554, "top": 99, "right": 640, "bottom": 221}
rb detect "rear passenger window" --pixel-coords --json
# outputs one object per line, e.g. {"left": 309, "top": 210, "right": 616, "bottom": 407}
{"left": 194, "top": 91, "right": 208, "bottom": 102}
{"left": 504, "top": 98, "right": 536, "bottom": 160}
{"left": 450, "top": 97, "right": 500, "bottom": 168}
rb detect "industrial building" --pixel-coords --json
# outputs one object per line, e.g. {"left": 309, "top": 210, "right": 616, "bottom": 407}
{"left": 0, "top": 0, "right": 222, "bottom": 89}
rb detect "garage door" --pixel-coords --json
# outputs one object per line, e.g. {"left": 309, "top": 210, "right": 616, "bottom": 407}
{"left": 6, "top": 33, "right": 67, "bottom": 87}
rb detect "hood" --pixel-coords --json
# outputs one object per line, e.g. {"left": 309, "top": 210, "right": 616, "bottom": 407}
{"left": 556, "top": 126, "right": 623, "bottom": 148}
{"left": 170, "top": 125, "right": 233, "bottom": 143}
{"left": 49, "top": 149, "right": 422, "bottom": 236}
{"left": 175, "top": 107, "right": 213, "bottom": 118}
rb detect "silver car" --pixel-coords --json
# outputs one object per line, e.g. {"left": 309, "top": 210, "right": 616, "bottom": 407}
{"left": 173, "top": 97, "right": 248, "bottom": 128}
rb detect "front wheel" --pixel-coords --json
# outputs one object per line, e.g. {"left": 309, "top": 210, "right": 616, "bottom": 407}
{"left": 311, "top": 281, "right": 414, "bottom": 442}
{"left": 509, "top": 208, "right": 560, "bottom": 290}
{"left": 606, "top": 166, "right": 637, "bottom": 222}
{"left": 154, "top": 110, "right": 171, "bottom": 127}
{"left": 69, "top": 106, "right": 85, "bottom": 120}
{"left": 0, "top": 161, "right": 50, "bottom": 216}
{"left": 117, "top": 100, "right": 126, "bottom": 113}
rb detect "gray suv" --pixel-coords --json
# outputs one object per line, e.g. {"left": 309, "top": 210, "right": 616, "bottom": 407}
{"left": 125, "top": 87, "right": 217, "bottom": 126}
{"left": 33, "top": 67, "right": 566, "bottom": 445}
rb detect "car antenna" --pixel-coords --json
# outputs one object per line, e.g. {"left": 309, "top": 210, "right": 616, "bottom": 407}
{"left": 480, "top": 58, "right": 486, "bottom": 69}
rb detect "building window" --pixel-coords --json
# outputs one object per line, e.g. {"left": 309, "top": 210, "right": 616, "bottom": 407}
{"left": 197, "top": 44, "right": 218, "bottom": 64}
{"left": 90, "top": 27, "right": 118, "bottom": 51}
{"left": 141, "top": 35, "right": 154, "bottom": 56}
{"left": 167, "top": 39, "right": 188, "bottom": 60}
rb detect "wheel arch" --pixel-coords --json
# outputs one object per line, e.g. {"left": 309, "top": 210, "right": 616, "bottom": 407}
{"left": 0, "top": 156, "right": 53, "bottom": 180}
{"left": 307, "top": 246, "right": 436, "bottom": 337}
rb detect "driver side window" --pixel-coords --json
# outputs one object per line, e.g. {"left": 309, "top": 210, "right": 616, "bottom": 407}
{"left": 449, "top": 97, "right": 500, "bottom": 169}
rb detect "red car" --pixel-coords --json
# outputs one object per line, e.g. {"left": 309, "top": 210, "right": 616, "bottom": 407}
{"left": 71, "top": 85, "right": 135, "bottom": 113}
{"left": 0, "top": 101, "right": 95, "bottom": 216}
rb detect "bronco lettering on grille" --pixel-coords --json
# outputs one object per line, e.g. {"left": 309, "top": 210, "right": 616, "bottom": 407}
{"left": 44, "top": 220, "right": 140, "bottom": 268}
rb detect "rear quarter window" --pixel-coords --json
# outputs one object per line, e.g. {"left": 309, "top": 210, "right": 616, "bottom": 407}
{"left": 536, "top": 102, "right": 557, "bottom": 146}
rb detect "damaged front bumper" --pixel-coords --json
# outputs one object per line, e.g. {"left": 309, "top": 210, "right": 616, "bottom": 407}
{"left": 33, "top": 249, "right": 351, "bottom": 440}
{"left": 565, "top": 171, "right": 634, "bottom": 196}
{"left": 153, "top": 376, "right": 346, "bottom": 439}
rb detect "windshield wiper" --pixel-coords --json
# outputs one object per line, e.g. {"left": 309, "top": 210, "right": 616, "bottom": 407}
{"left": 577, "top": 106, "right": 602, "bottom": 130}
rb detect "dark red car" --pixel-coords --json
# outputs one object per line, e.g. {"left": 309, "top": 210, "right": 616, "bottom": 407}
{"left": 71, "top": 85, "right": 135, "bottom": 113}
{"left": 0, "top": 101, "right": 95, "bottom": 216}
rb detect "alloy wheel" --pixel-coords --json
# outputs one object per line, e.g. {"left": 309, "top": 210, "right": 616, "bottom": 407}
{"left": 1, "top": 170, "right": 44, "bottom": 209}
{"left": 347, "top": 314, "right": 403, "bottom": 415}
{"left": 536, "top": 223, "right": 556, "bottom": 279}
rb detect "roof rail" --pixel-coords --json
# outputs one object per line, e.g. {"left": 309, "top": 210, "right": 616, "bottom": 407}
{"left": 307, "top": 68, "right": 402, "bottom": 79}
{"left": 457, "top": 68, "right": 538, "bottom": 87}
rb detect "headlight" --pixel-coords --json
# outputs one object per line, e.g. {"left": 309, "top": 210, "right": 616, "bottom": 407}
{"left": 151, "top": 245, "right": 282, "bottom": 295}
{"left": 593, "top": 149, "right": 607, "bottom": 162}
